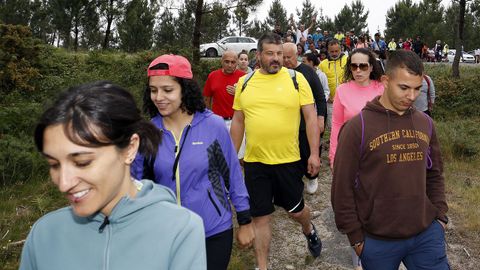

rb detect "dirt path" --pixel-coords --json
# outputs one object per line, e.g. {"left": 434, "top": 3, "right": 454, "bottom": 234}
{"left": 265, "top": 156, "right": 477, "bottom": 269}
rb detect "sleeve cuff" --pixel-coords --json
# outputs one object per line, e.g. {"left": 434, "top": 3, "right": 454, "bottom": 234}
{"left": 236, "top": 210, "right": 252, "bottom": 225}
{"left": 347, "top": 229, "right": 365, "bottom": 246}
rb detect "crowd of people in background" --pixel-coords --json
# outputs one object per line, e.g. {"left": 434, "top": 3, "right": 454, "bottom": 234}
{"left": 19, "top": 18, "right": 451, "bottom": 269}
{"left": 270, "top": 22, "right": 480, "bottom": 65}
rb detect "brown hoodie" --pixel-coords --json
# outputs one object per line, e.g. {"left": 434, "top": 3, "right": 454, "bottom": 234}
{"left": 331, "top": 96, "right": 448, "bottom": 246}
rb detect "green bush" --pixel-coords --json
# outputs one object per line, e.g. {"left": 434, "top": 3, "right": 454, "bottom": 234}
{"left": 0, "top": 134, "right": 47, "bottom": 186}
{"left": 0, "top": 24, "right": 41, "bottom": 99}
{"left": 425, "top": 65, "right": 480, "bottom": 120}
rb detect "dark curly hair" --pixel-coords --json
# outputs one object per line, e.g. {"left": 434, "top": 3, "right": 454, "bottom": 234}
{"left": 343, "top": 48, "right": 383, "bottom": 82}
{"left": 143, "top": 63, "right": 206, "bottom": 118}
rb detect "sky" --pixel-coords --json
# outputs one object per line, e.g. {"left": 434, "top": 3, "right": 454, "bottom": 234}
{"left": 253, "top": 0, "right": 452, "bottom": 35}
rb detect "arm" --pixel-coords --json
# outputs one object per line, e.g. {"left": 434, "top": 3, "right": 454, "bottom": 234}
{"left": 318, "top": 71, "right": 330, "bottom": 102}
{"left": 230, "top": 110, "right": 245, "bottom": 153}
{"left": 301, "top": 104, "right": 320, "bottom": 176}
{"left": 329, "top": 88, "right": 345, "bottom": 167}
{"left": 429, "top": 76, "right": 436, "bottom": 104}
{"left": 217, "top": 119, "right": 254, "bottom": 248}
{"left": 425, "top": 125, "right": 448, "bottom": 222}
{"left": 306, "top": 16, "right": 316, "bottom": 31}
{"left": 19, "top": 232, "right": 35, "bottom": 270}
{"left": 331, "top": 119, "right": 364, "bottom": 246}
{"left": 308, "top": 68, "right": 327, "bottom": 133}
{"left": 169, "top": 213, "right": 207, "bottom": 270}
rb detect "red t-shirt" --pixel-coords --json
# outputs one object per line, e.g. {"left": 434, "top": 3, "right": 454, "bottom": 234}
{"left": 203, "top": 69, "right": 246, "bottom": 118}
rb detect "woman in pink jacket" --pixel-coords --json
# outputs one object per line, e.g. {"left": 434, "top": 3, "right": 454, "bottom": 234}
{"left": 329, "top": 48, "right": 384, "bottom": 166}
{"left": 329, "top": 47, "right": 384, "bottom": 270}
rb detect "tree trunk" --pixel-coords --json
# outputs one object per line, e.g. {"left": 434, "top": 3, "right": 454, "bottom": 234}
{"left": 452, "top": 0, "right": 466, "bottom": 78}
{"left": 192, "top": 0, "right": 204, "bottom": 66}
{"left": 74, "top": 19, "right": 79, "bottom": 51}
{"left": 102, "top": 0, "right": 114, "bottom": 50}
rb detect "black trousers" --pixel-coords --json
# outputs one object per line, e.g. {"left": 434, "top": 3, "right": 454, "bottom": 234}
{"left": 206, "top": 228, "right": 233, "bottom": 270}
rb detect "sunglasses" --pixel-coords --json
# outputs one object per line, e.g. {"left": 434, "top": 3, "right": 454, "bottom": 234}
{"left": 350, "top": 63, "right": 370, "bottom": 71}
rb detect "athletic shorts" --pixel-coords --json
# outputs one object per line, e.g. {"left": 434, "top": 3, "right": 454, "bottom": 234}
{"left": 244, "top": 161, "right": 304, "bottom": 217}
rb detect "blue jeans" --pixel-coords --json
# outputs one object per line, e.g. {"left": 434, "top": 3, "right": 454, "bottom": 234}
{"left": 360, "top": 220, "right": 450, "bottom": 270}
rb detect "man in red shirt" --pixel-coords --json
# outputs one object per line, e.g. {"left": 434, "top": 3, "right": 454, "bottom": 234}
{"left": 203, "top": 50, "right": 246, "bottom": 158}
{"left": 204, "top": 50, "right": 246, "bottom": 119}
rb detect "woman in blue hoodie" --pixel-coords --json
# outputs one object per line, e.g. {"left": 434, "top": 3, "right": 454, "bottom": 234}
{"left": 131, "top": 54, "right": 254, "bottom": 270}
{"left": 20, "top": 81, "right": 206, "bottom": 270}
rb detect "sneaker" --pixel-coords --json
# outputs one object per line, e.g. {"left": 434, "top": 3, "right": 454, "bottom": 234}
{"left": 305, "top": 178, "right": 318, "bottom": 194}
{"left": 305, "top": 223, "right": 322, "bottom": 258}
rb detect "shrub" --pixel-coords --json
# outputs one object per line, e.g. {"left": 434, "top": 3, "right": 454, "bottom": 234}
{"left": 425, "top": 65, "right": 480, "bottom": 120}
{"left": 0, "top": 24, "right": 42, "bottom": 99}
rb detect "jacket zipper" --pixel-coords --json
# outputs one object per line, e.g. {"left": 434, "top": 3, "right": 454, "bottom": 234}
{"left": 207, "top": 189, "right": 221, "bottom": 216}
{"left": 99, "top": 216, "right": 111, "bottom": 270}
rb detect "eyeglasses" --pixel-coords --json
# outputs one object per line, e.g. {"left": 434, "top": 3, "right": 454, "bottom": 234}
{"left": 350, "top": 63, "right": 370, "bottom": 71}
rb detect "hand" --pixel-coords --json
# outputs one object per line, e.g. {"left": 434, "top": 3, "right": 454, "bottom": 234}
{"left": 226, "top": 85, "right": 236, "bottom": 95}
{"left": 307, "top": 154, "right": 321, "bottom": 176}
{"left": 353, "top": 242, "right": 364, "bottom": 257}
{"left": 236, "top": 223, "right": 255, "bottom": 249}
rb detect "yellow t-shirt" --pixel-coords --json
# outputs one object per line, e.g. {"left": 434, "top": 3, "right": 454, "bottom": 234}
{"left": 233, "top": 67, "right": 314, "bottom": 164}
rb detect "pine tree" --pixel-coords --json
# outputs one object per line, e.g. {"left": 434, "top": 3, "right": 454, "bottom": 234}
{"left": 117, "top": 0, "right": 157, "bottom": 52}
{"left": 264, "top": 0, "right": 288, "bottom": 33}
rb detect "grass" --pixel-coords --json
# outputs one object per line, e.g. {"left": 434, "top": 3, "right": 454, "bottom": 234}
{"left": 0, "top": 179, "right": 66, "bottom": 270}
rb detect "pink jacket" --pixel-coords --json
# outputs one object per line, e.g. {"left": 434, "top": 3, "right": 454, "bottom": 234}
{"left": 329, "top": 80, "right": 384, "bottom": 165}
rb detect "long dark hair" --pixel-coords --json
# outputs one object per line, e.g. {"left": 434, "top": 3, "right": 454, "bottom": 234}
{"left": 34, "top": 81, "right": 161, "bottom": 159}
{"left": 343, "top": 48, "right": 383, "bottom": 82}
{"left": 143, "top": 63, "right": 206, "bottom": 118}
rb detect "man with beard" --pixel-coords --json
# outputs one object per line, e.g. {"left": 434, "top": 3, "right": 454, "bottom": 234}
{"left": 319, "top": 39, "right": 348, "bottom": 129}
{"left": 283, "top": 42, "right": 326, "bottom": 195}
{"left": 230, "top": 33, "right": 322, "bottom": 270}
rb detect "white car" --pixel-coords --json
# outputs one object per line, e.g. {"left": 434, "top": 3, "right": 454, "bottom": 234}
{"left": 200, "top": 36, "right": 258, "bottom": 57}
{"left": 447, "top": 49, "right": 476, "bottom": 63}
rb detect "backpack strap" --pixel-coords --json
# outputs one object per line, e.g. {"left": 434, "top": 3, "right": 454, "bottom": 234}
{"left": 241, "top": 70, "right": 256, "bottom": 92}
{"left": 287, "top": 68, "right": 299, "bottom": 90}
{"left": 241, "top": 69, "right": 298, "bottom": 92}
{"left": 423, "top": 112, "right": 433, "bottom": 170}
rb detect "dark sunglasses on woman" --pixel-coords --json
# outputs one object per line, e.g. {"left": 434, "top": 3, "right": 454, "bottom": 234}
{"left": 350, "top": 63, "right": 369, "bottom": 71}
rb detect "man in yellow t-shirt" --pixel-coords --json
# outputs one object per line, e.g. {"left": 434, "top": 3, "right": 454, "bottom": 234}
{"left": 230, "top": 33, "right": 321, "bottom": 270}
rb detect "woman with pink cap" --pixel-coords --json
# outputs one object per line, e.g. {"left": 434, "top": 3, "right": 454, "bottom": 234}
{"left": 131, "top": 54, "right": 254, "bottom": 270}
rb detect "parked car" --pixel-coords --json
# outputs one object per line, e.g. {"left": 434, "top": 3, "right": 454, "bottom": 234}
{"left": 200, "top": 36, "right": 258, "bottom": 57}
{"left": 447, "top": 49, "right": 476, "bottom": 63}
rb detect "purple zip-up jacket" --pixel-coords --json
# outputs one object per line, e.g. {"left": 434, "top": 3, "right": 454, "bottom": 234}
{"left": 131, "top": 110, "right": 251, "bottom": 237}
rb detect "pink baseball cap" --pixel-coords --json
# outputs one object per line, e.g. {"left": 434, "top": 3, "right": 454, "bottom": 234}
{"left": 147, "top": 54, "right": 193, "bottom": 79}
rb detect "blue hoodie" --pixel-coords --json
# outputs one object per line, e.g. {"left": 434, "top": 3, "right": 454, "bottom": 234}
{"left": 20, "top": 180, "right": 206, "bottom": 270}
{"left": 131, "top": 110, "right": 251, "bottom": 237}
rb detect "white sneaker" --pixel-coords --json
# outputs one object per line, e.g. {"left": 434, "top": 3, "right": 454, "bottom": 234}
{"left": 306, "top": 178, "right": 318, "bottom": 194}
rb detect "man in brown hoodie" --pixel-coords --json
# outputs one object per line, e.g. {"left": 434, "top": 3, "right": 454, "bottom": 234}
{"left": 331, "top": 50, "right": 449, "bottom": 269}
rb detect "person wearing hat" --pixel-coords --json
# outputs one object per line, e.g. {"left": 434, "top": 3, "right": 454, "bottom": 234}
{"left": 312, "top": 27, "right": 323, "bottom": 48}
{"left": 131, "top": 54, "right": 254, "bottom": 270}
